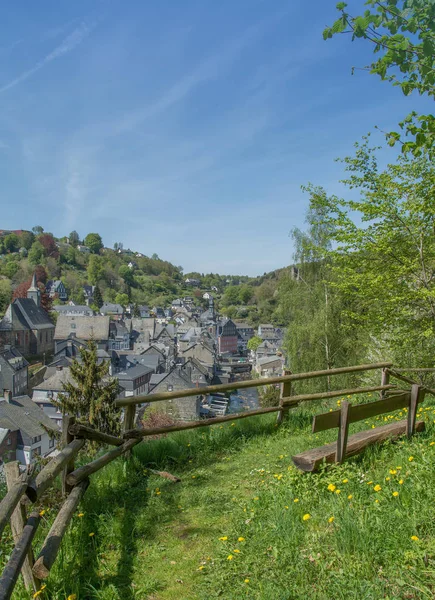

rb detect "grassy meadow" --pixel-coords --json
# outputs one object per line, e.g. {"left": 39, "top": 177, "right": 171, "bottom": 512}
{"left": 2, "top": 393, "right": 435, "bottom": 599}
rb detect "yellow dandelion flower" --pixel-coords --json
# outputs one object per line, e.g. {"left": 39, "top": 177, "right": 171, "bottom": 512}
{"left": 231, "top": 423, "right": 235, "bottom": 426}
{"left": 67, "top": 595, "right": 77, "bottom": 600}
{"left": 328, "top": 516, "right": 335, "bottom": 523}
{"left": 393, "top": 491, "right": 399, "bottom": 497}
{"left": 254, "top": 497, "right": 259, "bottom": 501}
{"left": 399, "top": 479, "right": 404, "bottom": 485}
{"left": 77, "top": 513, "right": 84, "bottom": 518}
{"left": 187, "top": 443, "right": 191, "bottom": 447}
{"left": 244, "top": 579, "right": 250, "bottom": 583}
{"left": 302, "top": 513, "right": 311, "bottom": 521}
{"left": 233, "top": 549, "right": 241, "bottom": 553}
{"left": 279, "top": 454, "right": 284, "bottom": 459}
{"left": 385, "top": 477, "right": 390, "bottom": 481}
{"left": 219, "top": 536, "right": 228, "bottom": 541}
{"left": 89, "top": 532, "right": 95, "bottom": 537}
{"left": 294, "top": 498, "right": 299, "bottom": 503}
{"left": 411, "top": 535, "right": 419, "bottom": 541}
{"left": 375, "top": 499, "right": 379, "bottom": 503}
{"left": 327, "top": 484, "right": 336, "bottom": 492}
{"left": 285, "top": 505, "right": 289, "bottom": 509}
{"left": 198, "top": 565, "right": 205, "bottom": 570}
{"left": 408, "top": 456, "right": 414, "bottom": 462}
{"left": 389, "top": 469, "right": 397, "bottom": 475}
{"left": 373, "top": 484, "right": 382, "bottom": 492}
{"left": 39, "top": 510, "right": 45, "bottom": 517}
{"left": 156, "top": 491, "right": 161, "bottom": 495}
{"left": 347, "top": 494, "right": 353, "bottom": 500}
{"left": 342, "top": 479, "right": 348, "bottom": 484}
{"left": 335, "top": 489, "right": 341, "bottom": 494}
{"left": 430, "top": 442, "right": 435, "bottom": 446}
{"left": 367, "top": 481, "right": 373, "bottom": 485}
{"left": 238, "top": 537, "right": 245, "bottom": 542}
{"left": 227, "top": 555, "right": 234, "bottom": 560}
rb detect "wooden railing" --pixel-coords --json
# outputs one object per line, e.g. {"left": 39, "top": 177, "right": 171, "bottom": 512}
{"left": 1, "top": 361, "right": 434, "bottom": 600}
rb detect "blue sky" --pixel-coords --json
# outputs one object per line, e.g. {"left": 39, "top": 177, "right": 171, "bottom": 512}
{"left": 0, "top": 1, "right": 432, "bottom": 275}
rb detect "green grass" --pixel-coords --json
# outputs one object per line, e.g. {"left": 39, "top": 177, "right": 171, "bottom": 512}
{"left": 3, "top": 395, "right": 435, "bottom": 599}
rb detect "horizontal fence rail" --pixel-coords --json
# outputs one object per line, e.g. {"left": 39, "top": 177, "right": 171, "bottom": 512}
{"left": 115, "top": 362, "right": 394, "bottom": 407}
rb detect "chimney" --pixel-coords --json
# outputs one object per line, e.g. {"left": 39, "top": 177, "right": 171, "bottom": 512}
{"left": 3, "top": 389, "right": 12, "bottom": 403}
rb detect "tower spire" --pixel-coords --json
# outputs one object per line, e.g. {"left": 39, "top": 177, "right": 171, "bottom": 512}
{"left": 27, "top": 272, "right": 40, "bottom": 307}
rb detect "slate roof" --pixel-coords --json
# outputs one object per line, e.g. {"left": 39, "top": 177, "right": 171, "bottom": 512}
{"left": 256, "top": 355, "right": 282, "bottom": 366}
{"left": 0, "top": 299, "right": 54, "bottom": 331}
{"left": 0, "top": 347, "right": 29, "bottom": 371}
{"left": 46, "top": 280, "right": 63, "bottom": 292}
{"left": 54, "top": 305, "right": 94, "bottom": 316}
{"left": 100, "top": 303, "right": 124, "bottom": 315}
{"left": 116, "top": 364, "right": 153, "bottom": 381}
{"left": 33, "top": 367, "right": 74, "bottom": 391}
{"left": 0, "top": 427, "right": 10, "bottom": 445}
{"left": 54, "top": 315, "right": 110, "bottom": 341}
{"left": 0, "top": 395, "right": 59, "bottom": 439}
{"left": 150, "top": 374, "right": 166, "bottom": 386}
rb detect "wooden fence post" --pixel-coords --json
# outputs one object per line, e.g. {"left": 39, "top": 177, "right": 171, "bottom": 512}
{"left": 336, "top": 401, "right": 350, "bottom": 464}
{"left": 62, "top": 415, "right": 75, "bottom": 496}
{"left": 407, "top": 384, "right": 424, "bottom": 438}
{"left": 276, "top": 370, "right": 292, "bottom": 425}
{"left": 380, "top": 368, "right": 390, "bottom": 398}
{"left": 123, "top": 405, "right": 136, "bottom": 458}
{"left": 4, "top": 462, "right": 40, "bottom": 594}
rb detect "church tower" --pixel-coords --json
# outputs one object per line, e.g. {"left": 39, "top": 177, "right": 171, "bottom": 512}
{"left": 27, "top": 273, "right": 41, "bottom": 307}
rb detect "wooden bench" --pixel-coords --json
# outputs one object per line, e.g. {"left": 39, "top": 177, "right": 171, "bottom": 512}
{"left": 292, "top": 385, "right": 426, "bottom": 472}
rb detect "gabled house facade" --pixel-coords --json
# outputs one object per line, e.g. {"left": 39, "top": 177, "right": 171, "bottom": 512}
{"left": 0, "top": 275, "right": 55, "bottom": 357}
{"left": 0, "top": 346, "right": 28, "bottom": 397}
{"left": 217, "top": 318, "right": 238, "bottom": 355}
{"left": 54, "top": 315, "right": 110, "bottom": 352}
{"left": 45, "top": 280, "right": 68, "bottom": 301}
{"left": 0, "top": 390, "right": 59, "bottom": 465}
{"left": 148, "top": 368, "right": 202, "bottom": 421}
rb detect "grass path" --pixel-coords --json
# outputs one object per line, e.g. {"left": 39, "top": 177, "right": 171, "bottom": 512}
{"left": 3, "top": 397, "right": 435, "bottom": 599}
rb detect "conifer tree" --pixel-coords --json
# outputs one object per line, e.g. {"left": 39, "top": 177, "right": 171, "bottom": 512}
{"left": 93, "top": 285, "right": 103, "bottom": 309}
{"left": 55, "top": 341, "right": 120, "bottom": 437}
{"left": 133, "top": 302, "right": 140, "bottom": 317}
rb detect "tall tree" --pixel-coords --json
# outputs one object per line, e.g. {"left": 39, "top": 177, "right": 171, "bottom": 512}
{"left": 93, "top": 285, "right": 103, "bottom": 309}
{"left": 55, "top": 341, "right": 121, "bottom": 438}
{"left": 18, "top": 231, "right": 35, "bottom": 250}
{"left": 87, "top": 255, "right": 105, "bottom": 285}
{"left": 39, "top": 234, "right": 59, "bottom": 259}
{"left": 0, "top": 279, "right": 12, "bottom": 315}
{"left": 324, "top": 1, "right": 435, "bottom": 155}
{"left": 28, "top": 241, "right": 45, "bottom": 265}
{"left": 32, "top": 225, "right": 44, "bottom": 234}
{"left": 306, "top": 140, "right": 435, "bottom": 367}
{"left": 278, "top": 203, "right": 366, "bottom": 391}
{"left": 4, "top": 234, "right": 19, "bottom": 253}
{"left": 84, "top": 233, "right": 103, "bottom": 254}
{"left": 68, "top": 230, "right": 80, "bottom": 247}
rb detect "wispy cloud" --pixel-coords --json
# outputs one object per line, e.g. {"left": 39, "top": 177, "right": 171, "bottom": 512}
{"left": 0, "top": 21, "right": 94, "bottom": 94}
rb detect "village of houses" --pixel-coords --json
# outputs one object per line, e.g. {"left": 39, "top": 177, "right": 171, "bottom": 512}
{"left": 0, "top": 273, "right": 285, "bottom": 472}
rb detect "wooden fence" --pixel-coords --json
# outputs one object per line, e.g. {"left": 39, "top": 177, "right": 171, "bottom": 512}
{"left": 0, "top": 361, "right": 434, "bottom": 599}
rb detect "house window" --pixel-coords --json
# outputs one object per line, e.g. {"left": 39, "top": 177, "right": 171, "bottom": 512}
{"left": 31, "top": 446, "right": 41, "bottom": 459}
{"left": 167, "top": 384, "right": 173, "bottom": 391}
{"left": 7, "top": 437, "right": 11, "bottom": 446}
{"left": 71, "top": 323, "right": 76, "bottom": 330}
{"left": 49, "top": 438, "right": 55, "bottom": 449}
{"left": 32, "top": 435, "right": 42, "bottom": 444}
